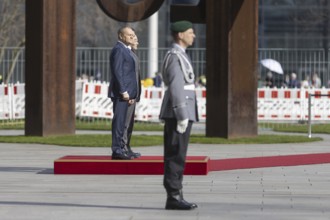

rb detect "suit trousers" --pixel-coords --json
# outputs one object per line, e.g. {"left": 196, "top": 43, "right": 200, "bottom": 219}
{"left": 111, "top": 99, "right": 129, "bottom": 154}
{"left": 122, "top": 101, "right": 136, "bottom": 151}
{"left": 163, "top": 118, "right": 193, "bottom": 194}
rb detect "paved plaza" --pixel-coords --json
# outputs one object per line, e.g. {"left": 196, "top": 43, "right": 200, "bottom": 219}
{"left": 1, "top": 128, "right": 330, "bottom": 220}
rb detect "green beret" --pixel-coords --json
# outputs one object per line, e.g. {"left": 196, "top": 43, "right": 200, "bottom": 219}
{"left": 170, "top": 20, "right": 193, "bottom": 33}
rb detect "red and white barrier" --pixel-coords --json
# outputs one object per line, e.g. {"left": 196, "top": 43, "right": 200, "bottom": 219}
{"left": 77, "top": 82, "right": 207, "bottom": 122}
{"left": 2, "top": 81, "right": 330, "bottom": 122}
{"left": 11, "top": 83, "right": 25, "bottom": 119}
{"left": 79, "top": 81, "right": 113, "bottom": 119}
{"left": 0, "top": 84, "right": 12, "bottom": 120}
{"left": 195, "top": 87, "right": 206, "bottom": 121}
{"left": 258, "top": 88, "right": 304, "bottom": 120}
{"left": 135, "top": 87, "right": 164, "bottom": 121}
{"left": 306, "top": 89, "right": 330, "bottom": 120}
{"left": 75, "top": 80, "right": 85, "bottom": 117}
{"left": 257, "top": 88, "right": 330, "bottom": 121}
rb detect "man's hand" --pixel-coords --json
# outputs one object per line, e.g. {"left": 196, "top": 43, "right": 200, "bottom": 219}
{"left": 177, "top": 119, "right": 189, "bottom": 134}
{"left": 122, "top": 92, "right": 129, "bottom": 101}
{"left": 128, "top": 99, "right": 135, "bottom": 105}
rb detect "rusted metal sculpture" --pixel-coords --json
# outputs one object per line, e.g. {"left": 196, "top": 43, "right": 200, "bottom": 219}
{"left": 96, "top": 0, "right": 164, "bottom": 22}
{"left": 204, "top": 0, "right": 258, "bottom": 138}
{"left": 25, "top": 0, "right": 76, "bottom": 136}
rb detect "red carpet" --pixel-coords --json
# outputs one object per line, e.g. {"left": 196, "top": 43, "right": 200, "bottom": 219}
{"left": 54, "top": 156, "right": 209, "bottom": 175}
{"left": 209, "top": 153, "right": 330, "bottom": 171}
{"left": 54, "top": 153, "right": 330, "bottom": 175}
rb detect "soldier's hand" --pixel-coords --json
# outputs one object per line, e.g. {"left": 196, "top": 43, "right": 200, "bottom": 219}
{"left": 177, "top": 119, "right": 189, "bottom": 134}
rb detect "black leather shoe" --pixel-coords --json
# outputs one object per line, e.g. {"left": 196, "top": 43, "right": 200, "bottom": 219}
{"left": 112, "top": 152, "right": 133, "bottom": 160}
{"left": 124, "top": 146, "right": 141, "bottom": 159}
{"left": 127, "top": 150, "right": 141, "bottom": 159}
{"left": 165, "top": 191, "right": 198, "bottom": 210}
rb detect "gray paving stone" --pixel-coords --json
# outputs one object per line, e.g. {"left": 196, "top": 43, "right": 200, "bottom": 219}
{"left": 1, "top": 129, "right": 330, "bottom": 219}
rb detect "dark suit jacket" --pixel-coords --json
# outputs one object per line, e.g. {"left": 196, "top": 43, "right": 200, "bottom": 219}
{"left": 108, "top": 41, "right": 140, "bottom": 101}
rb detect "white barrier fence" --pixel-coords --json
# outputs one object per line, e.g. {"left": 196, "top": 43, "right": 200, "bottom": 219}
{"left": 0, "top": 83, "right": 25, "bottom": 120}
{"left": 77, "top": 81, "right": 207, "bottom": 122}
{"left": 1, "top": 81, "right": 330, "bottom": 122}
{"left": 258, "top": 87, "right": 330, "bottom": 121}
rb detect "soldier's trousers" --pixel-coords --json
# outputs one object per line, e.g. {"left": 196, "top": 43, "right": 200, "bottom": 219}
{"left": 163, "top": 118, "right": 193, "bottom": 194}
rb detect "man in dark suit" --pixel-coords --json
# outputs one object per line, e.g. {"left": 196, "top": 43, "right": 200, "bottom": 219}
{"left": 159, "top": 20, "right": 198, "bottom": 210}
{"left": 109, "top": 26, "right": 141, "bottom": 160}
{"left": 122, "top": 34, "right": 142, "bottom": 159}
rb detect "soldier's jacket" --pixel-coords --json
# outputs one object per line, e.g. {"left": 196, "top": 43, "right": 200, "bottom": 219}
{"left": 159, "top": 44, "right": 199, "bottom": 122}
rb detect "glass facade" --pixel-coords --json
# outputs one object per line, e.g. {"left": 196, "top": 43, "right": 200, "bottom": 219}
{"left": 160, "top": 0, "right": 330, "bottom": 49}
{"left": 259, "top": 0, "right": 330, "bottom": 49}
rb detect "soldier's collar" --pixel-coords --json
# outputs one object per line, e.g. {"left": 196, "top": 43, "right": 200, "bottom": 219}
{"left": 173, "top": 43, "right": 186, "bottom": 53}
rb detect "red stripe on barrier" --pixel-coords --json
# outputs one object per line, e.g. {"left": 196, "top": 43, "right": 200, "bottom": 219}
{"left": 144, "top": 90, "right": 148, "bottom": 98}
{"left": 105, "top": 112, "right": 112, "bottom": 116}
{"left": 258, "top": 90, "right": 265, "bottom": 98}
{"left": 296, "top": 91, "right": 300, "bottom": 98}
{"left": 85, "top": 85, "right": 89, "bottom": 93}
{"left": 271, "top": 115, "right": 278, "bottom": 118}
{"left": 4, "top": 86, "right": 8, "bottom": 95}
{"left": 14, "top": 86, "right": 17, "bottom": 95}
{"left": 258, "top": 115, "right": 265, "bottom": 118}
{"left": 315, "top": 115, "right": 321, "bottom": 118}
{"left": 271, "top": 91, "right": 278, "bottom": 98}
{"left": 284, "top": 115, "right": 291, "bottom": 118}
{"left": 315, "top": 91, "right": 321, "bottom": 98}
{"left": 94, "top": 85, "right": 101, "bottom": 94}
{"left": 284, "top": 91, "right": 290, "bottom": 98}
{"left": 92, "top": 111, "right": 99, "bottom": 115}
{"left": 158, "top": 91, "right": 162, "bottom": 98}
{"left": 202, "top": 90, "right": 206, "bottom": 98}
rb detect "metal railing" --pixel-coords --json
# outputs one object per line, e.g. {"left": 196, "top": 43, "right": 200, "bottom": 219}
{"left": 1, "top": 47, "right": 330, "bottom": 88}
{"left": 2, "top": 46, "right": 330, "bottom": 92}
{"left": 0, "top": 47, "right": 25, "bottom": 84}
{"left": 75, "top": 47, "right": 207, "bottom": 82}
{"left": 258, "top": 48, "right": 329, "bottom": 89}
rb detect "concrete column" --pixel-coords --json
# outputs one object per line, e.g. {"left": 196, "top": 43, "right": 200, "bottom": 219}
{"left": 25, "top": 0, "right": 76, "bottom": 136}
{"left": 205, "top": 0, "right": 258, "bottom": 138}
{"left": 148, "top": 12, "right": 159, "bottom": 78}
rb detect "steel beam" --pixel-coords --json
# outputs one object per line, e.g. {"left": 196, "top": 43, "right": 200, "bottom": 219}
{"left": 25, "top": 0, "right": 76, "bottom": 136}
